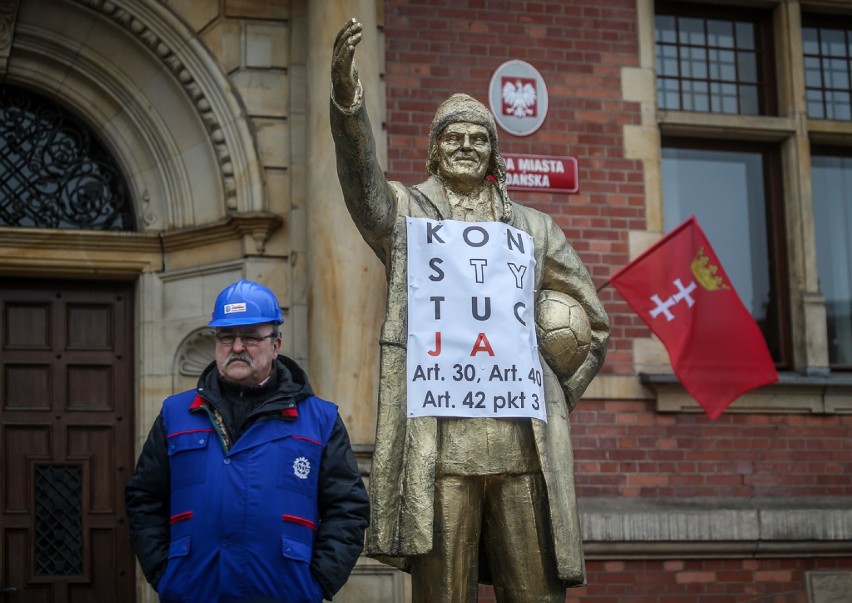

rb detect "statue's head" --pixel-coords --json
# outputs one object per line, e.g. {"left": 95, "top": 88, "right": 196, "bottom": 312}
{"left": 427, "top": 94, "right": 508, "bottom": 200}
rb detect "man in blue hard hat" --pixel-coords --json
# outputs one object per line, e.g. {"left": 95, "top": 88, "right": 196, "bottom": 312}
{"left": 125, "top": 279, "right": 369, "bottom": 603}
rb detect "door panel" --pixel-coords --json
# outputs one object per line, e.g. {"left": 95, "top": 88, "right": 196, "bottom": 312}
{"left": 0, "top": 279, "right": 135, "bottom": 602}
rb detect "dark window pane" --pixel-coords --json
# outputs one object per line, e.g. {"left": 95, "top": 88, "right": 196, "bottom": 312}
{"left": 804, "top": 56, "right": 824, "bottom": 88}
{"left": 683, "top": 47, "right": 708, "bottom": 79}
{"left": 711, "top": 82, "right": 739, "bottom": 113}
{"left": 683, "top": 80, "right": 710, "bottom": 111}
{"left": 811, "top": 155, "right": 852, "bottom": 366}
{"left": 827, "top": 91, "right": 852, "bottom": 120}
{"left": 807, "top": 89, "right": 826, "bottom": 118}
{"left": 656, "top": 14, "right": 677, "bottom": 43}
{"left": 822, "top": 29, "right": 847, "bottom": 57}
{"left": 680, "top": 17, "right": 705, "bottom": 45}
{"left": 803, "top": 27, "right": 820, "bottom": 54}
{"left": 735, "top": 21, "right": 755, "bottom": 49}
{"left": 738, "top": 51, "right": 758, "bottom": 82}
{"left": 707, "top": 19, "right": 734, "bottom": 48}
{"left": 739, "top": 84, "right": 759, "bottom": 115}
{"left": 717, "top": 50, "right": 737, "bottom": 81}
{"left": 659, "top": 78, "right": 681, "bottom": 110}
{"left": 659, "top": 44, "right": 679, "bottom": 76}
{"left": 826, "top": 58, "right": 850, "bottom": 88}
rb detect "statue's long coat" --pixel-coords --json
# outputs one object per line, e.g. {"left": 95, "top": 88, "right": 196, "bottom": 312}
{"left": 331, "top": 97, "right": 610, "bottom": 586}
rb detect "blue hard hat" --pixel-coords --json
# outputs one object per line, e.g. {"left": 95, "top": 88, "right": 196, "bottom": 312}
{"left": 209, "top": 279, "right": 284, "bottom": 327}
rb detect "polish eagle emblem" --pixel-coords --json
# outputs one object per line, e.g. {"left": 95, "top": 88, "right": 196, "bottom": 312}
{"left": 502, "top": 79, "right": 537, "bottom": 118}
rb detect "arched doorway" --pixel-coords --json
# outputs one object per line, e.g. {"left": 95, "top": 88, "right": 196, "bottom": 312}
{"left": 0, "top": 71, "right": 138, "bottom": 598}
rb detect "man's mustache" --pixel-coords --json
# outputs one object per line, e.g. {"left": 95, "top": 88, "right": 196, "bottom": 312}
{"left": 226, "top": 353, "right": 252, "bottom": 365}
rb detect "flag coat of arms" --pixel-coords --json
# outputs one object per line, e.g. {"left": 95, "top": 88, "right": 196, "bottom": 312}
{"left": 610, "top": 217, "right": 778, "bottom": 419}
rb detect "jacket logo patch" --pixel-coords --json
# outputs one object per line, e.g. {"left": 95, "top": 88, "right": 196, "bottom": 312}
{"left": 293, "top": 456, "right": 311, "bottom": 479}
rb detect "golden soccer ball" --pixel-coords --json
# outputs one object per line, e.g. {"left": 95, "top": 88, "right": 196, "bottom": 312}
{"left": 534, "top": 290, "right": 592, "bottom": 375}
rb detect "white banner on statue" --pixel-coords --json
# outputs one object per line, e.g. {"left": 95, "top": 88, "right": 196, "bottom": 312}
{"left": 406, "top": 218, "right": 546, "bottom": 421}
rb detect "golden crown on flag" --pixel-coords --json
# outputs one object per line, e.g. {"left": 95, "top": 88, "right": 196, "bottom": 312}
{"left": 690, "top": 247, "right": 730, "bottom": 291}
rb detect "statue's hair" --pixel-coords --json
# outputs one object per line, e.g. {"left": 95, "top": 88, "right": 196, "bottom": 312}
{"left": 426, "top": 94, "right": 512, "bottom": 215}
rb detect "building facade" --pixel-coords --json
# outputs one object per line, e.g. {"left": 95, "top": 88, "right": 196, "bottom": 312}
{"left": 0, "top": 0, "right": 849, "bottom": 602}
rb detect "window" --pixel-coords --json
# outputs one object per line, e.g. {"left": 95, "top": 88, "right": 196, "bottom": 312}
{"left": 655, "top": 3, "right": 775, "bottom": 115}
{"left": 803, "top": 20, "right": 852, "bottom": 120}
{"left": 647, "top": 0, "right": 852, "bottom": 403}
{"left": 661, "top": 142, "right": 788, "bottom": 366}
{"left": 0, "top": 85, "right": 134, "bottom": 231}
{"left": 811, "top": 151, "right": 852, "bottom": 368}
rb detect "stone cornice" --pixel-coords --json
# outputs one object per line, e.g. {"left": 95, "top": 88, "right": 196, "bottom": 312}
{"left": 579, "top": 496, "right": 852, "bottom": 559}
{"left": 0, "top": 227, "right": 162, "bottom": 275}
{"left": 0, "top": 212, "right": 283, "bottom": 276}
{"left": 160, "top": 212, "right": 283, "bottom": 254}
{"left": 658, "top": 110, "right": 797, "bottom": 142}
{"left": 0, "top": 226, "right": 160, "bottom": 252}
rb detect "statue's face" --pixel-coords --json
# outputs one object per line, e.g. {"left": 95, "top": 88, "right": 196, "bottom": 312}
{"left": 436, "top": 123, "right": 491, "bottom": 186}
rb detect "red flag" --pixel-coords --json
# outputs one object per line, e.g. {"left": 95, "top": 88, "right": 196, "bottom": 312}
{"left": 610, "top": 216, "right": 778, "bottom": 419}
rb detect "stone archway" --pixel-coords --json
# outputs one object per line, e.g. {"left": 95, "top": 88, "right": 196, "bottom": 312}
{"left": 3, "top": 0, "right": 267, "bottom": 231}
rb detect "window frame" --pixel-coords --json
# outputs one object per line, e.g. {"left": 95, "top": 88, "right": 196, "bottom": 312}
{"left": 801, "top": 13, "right": 852, "bottom": 121}
{"left": 634, "top": 0, "right": 851, "bottom": 415}
{"left": 655, "top": 1, "right": 778, "bottom": 117}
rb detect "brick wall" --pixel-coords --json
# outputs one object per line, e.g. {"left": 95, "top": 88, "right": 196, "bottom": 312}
{"left": 383, "top": 1, "right": 852, "bottom": 601}
{"left": 383, "top": 0, "right": 643, "bottom": 309}
{"left": 572, "top": 401, "right": 852, "bottom": 498}
{"left": 477, "top": 558, "right": 852, "bottom": 602}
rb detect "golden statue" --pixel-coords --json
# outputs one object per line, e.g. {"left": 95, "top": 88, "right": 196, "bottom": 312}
{"left": 330, "top": 19, "right": 610, "bottom": 602}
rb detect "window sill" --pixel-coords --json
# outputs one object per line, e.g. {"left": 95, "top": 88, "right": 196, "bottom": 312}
{"left": 657, "top": 110, "right": 796, "bottom": 141}
{"left": 641, "top": 372, "right": 852, "bottom": 414}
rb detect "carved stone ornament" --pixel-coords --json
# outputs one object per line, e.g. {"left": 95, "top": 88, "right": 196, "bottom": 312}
{"left": 176, "top": 327, "right": 215, "bottom": 378}
{"left": 0, "top": 0, "right": 20, "bottom": 74}
{"left": 72, "top": 0, "right": 264, "bottom": 217}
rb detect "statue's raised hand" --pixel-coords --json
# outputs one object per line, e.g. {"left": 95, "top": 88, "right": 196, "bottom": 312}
{"left": 332, "top": 19, "right": 363, "bottom": 108}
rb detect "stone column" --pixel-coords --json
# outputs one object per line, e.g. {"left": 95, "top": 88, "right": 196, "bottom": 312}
{"left": 305, "top": 0, "right": 384, "bottom": 445}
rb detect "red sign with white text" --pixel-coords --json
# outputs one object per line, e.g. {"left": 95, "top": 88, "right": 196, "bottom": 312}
{"left": 503, "top": 153, "right": 578, "bottom": 194}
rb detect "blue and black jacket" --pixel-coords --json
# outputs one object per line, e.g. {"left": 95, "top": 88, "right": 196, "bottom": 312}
{"left": 125, "top": 356, "right": 369, "bottom": 602}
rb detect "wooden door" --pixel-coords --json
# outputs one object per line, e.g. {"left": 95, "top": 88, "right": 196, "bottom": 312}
{"left": 0, "top": 279, "right": 135, "bottom": 602}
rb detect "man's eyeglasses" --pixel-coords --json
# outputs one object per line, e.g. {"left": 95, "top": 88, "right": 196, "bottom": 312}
{"left": 215, "top": 332, "right": 278, "bottom": 347}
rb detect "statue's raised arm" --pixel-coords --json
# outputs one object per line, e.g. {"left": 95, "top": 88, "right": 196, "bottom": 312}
{"left": 331, "top": 18, "right": 362, "bottom": 108}
{"left": 329, "top": 19, "right": 398, "bottom": 252}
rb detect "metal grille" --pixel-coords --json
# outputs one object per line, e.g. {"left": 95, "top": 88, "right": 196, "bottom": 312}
{"left": 655, "top": 12, "right": 767, "bottom": 115}
{"left": 34, "top": 465, "right": 84, "bottom": 576}
{"left": 0, "top": 85, "right": 135, "bottom": 230}
{"left": 803, "top": 24, "right": 852, "bottom": 120}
